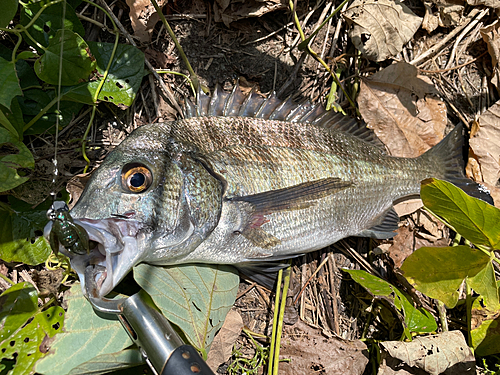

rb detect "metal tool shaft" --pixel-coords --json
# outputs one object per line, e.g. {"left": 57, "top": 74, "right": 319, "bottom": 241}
{"left": 84, "top": 265, "right": 215, "bottom": 375}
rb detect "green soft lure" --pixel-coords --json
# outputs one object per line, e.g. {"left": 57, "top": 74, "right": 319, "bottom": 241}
{"left": 47, "top": 201, "right": 90, "bottom": 255}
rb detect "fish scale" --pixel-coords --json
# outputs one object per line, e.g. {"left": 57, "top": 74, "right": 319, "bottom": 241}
{"left": 45, "top": 85, "right": 493, "bottom": 296}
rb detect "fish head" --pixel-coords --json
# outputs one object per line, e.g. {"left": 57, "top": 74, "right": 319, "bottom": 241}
{"left": 47, "top": 123, "right": 222, "bottom": 296}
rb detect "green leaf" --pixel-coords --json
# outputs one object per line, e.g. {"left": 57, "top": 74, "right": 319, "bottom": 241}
{"left": 0, "top": 56, "right": 23, "bottom": 109}
{"left": 35, "top": 29, "right": 96, "bottom": 86}
{"left": 18, "top": 88, "right": 84, "bottom": 135}
{"left": 20, "top": 1, "right": 84, "bottom": 50}
{"left": 134, "top": 264, "right": 240, "bottom": 352}
{"left": 16, "top": 51, "right": 37, "bottom": 60}
{"left": 0, "top": 108, "right": 20, "bottom": 137}
{"left": 471, "top": 298, "right": 500, "bottom": 356}
{"left": 0, "top": 282, "right": 65, "bottom": 375}
{"left": 63, "top": 42, "right": 145, "bottom": 107}
{"left": 401, "top": 246, "right": 491, "bottom": 308}
{"left": 0, "top": 127, "right": 34, "bottom": 192}
{"left": 468, "top": 261, "right": 500, "bottom": 310}
{"left": 67, "top": 349, "right": 145, "bottom": 375}
{"left": 0, "top": 195, "right": 52, "bottom": 265}
{"left": 35, "top": 283, "right": 134, "bottom": 375}
{"left": 15, "top": 58, "right": 40, "bottom": 89}
{"left": 421, "top": 178, "right": 500, "bottom": 250}
{"left": 0, "top": 0, "right": 17, "bottom": 28}
{"left": 345, "top": 269, "right": 437, "bottom": 335}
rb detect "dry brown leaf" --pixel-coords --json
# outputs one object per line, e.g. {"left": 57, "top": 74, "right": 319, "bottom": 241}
{"left": 379, "top": 331, "right": 475, "bottom": 375}
{"left": 343, "top": 0, "right": 422, "bottom": 62}
{"left": 126, "top": 0, "right": 167, "bottom": 43}
{"left": 206, "top": 309, "right": 243, "bottom": 371}
{"left": 278, "top": 320, "right": 368, "bottom": 375}
{"left": 468, "top": 0, "right": 500, "bottom": 8}
{"left": 422, "top": 3, "right": 440, "bottom": 33}
{"left": 394, "top": 199, "right": 423, "bottom": 217}
{"left": 358, "top": 62, "right": 447, "bottom": 157}
{"left": 480, "top": 20, "right": 500, "bottom": 89}
{"left": 213, "top": 0, "right": 287, "bottom": 28}
{"left": 469, "top": 100, "right": 500, "bottom": 188}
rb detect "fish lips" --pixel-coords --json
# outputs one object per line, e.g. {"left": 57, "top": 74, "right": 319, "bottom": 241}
{"left": 44, "top": 218, "right": 145, "bottom": 297}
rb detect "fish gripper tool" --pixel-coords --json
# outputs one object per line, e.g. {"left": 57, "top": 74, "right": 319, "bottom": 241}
{"left": 84, "top": 265, "right": 215, "bottom": 375}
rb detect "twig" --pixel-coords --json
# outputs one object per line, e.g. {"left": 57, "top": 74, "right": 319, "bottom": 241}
{"left": 293, "top": 255, "right": 330, "bottom": 305}
{"left": 327, "top": 253, "right": 340, "bottom": 335}
{"left": 410, "top": 8, "right": 482, "bottom": 66}
{"left": 418, "top": 51, "right": 487, "bottom": 74}
{"left": 445, "top": 9, "right": 488, "bottom": 70}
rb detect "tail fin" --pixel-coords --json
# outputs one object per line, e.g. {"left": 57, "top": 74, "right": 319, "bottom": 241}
{"left": 420, "top": 124, "right": 493, "bottom": 205}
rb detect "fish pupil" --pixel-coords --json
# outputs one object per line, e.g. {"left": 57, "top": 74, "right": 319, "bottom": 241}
{"left": 130, "top": 173, "right": 145, "bottom": 188}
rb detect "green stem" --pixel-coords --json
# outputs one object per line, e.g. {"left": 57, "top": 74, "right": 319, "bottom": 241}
{"left": 82, "top": 105, "right": 97, "bottom": 173}
{"left": 466, "top": 279, "right": 472, "bottom": 348}
{"left": 23, "top": 94, "right": 61, "bottom": 131}
{"left": 297, "top": 0, "right": 349, "bottom": 51}
{"left": 80, "top": 0, "right": 120, "bottom": 171}
{"left": 149, "top": 0, "right": 200, "bottom": 92}
{"left": 436, "top": 300, "right": 448, "bottom": 332}
{"left": 289, "top": 0, "right": 358, "bottom": 114}
{"left": 267, "top": 268, "right": 283, "bottom": 375}
{"left": 0, "top": 272, "right": 15, "bottom": 286}
{"left": 155, "top": 70, "right": 197, "bottom": 97}
{"left": 272, "top": 265, "right": 291, "bottom": 375}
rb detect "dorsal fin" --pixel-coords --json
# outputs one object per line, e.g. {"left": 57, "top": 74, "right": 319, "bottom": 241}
{"left": 183, "top": 83, "right": 385, "bottom": 150}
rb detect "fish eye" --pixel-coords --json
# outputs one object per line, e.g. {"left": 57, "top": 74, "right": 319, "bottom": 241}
{"left": 121, "top": 163, "right": 153, "bottom": 193}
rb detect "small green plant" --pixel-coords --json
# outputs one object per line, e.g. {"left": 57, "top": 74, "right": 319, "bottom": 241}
{"left": 402, "top": 178, "right": 500, "bottom": 357}
{"left": 0, "top": 0, "right": 144, "bottom": 265}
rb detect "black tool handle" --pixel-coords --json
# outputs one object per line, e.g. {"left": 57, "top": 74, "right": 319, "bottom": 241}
{"left": 161, "top": 345, "right": 215, "bottom": 375}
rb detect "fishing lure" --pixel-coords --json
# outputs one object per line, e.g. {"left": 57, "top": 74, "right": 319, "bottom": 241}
{"left": 47, "top": 201, "right": 90, "bottom": 256}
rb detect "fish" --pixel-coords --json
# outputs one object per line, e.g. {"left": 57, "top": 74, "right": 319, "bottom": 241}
{"left": 44, "top": 85, "right": 492, "bottom": 297}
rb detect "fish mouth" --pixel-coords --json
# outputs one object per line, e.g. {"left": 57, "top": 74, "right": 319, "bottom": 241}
{"left": 44, "top": 217, "right": 144, "bottom": 297}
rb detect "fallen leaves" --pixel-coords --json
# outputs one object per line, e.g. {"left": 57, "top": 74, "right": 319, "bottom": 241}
{"left": 278, "top": 320, "right": 369, "bottom": 375}
{"left": 206, "top": 309, "right": 243, "bottom": 371}
{"left": 480, "top": 20, "right": 500, "bottom": 90}
{"left": 125, "top": 0, "right": 167, "bottom": 43}
{"left": 468, "top": 100, "right": 500, "bottom": 207}
{"left": 358, "top": 62, "right": 447, "bottom": 157}
{"left": 343, "top": 0, "right": 422, "bottom": 62}
{"left": 379, "top": 331, "right": 475, "bottom": 375}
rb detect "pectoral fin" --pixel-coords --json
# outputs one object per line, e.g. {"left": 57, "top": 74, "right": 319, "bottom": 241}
{"left": 230, "top": 177, "right": 352, "bottom": 248}
{"left": 230, "top": 177, "right": 352, "bottom": 213}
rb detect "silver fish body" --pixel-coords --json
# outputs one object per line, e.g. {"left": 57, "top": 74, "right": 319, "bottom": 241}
{"left": 46, "top": 86, "right": 489, "bottom": 296}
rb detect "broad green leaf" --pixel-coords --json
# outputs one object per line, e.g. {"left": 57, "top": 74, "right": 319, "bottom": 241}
{"left": 0, "top": 195, "right": 52, "bottom": 265}
{"left": 35, "top": 30, "right": 96, "bottom": 86}
{"left": 0, "top": 56, "right": 22, "bottom": 109}
{"left": 134, "top": 264, "right": 240, "bottom": 352}
{"left": 0, "top": 0, "right": 17, "bottom": 28}
{"left": 67, "top": 349, "right": 145, "bottom": 375}
{"left": 0, "top": 109, "right": 19, "bottom": 137}
{"left": 20, "top": 2, "right": 84, "bottom": 50}
{"left": 18, "top": 88, "right": 84, "bottom": 135}
{"left": 468, "top": 261, "right": 500, "bottom": 310}
{"left": 345, "top": 269, "right": 437, "bottom": 334}
{"left": 401, "top": 245, "right": 490, "bottom": 308}
{"left": 421, "top": 178, "right": 500, "bottom": 250}
{"left": 35, "top": 283, "right": 133, "bottom": 375}
{"left": 0, "top": 282, "right": 65, "bottom": 375}
{"left": 0, "top": 127, "right": 34, "bottom": 192}
{"left": 63, "top": 42, "right": 144, "bottom": 107}
{"left": 471, "top": 297, "right": 500, "bottom": 356}
{"left": 15, "top": 58, "right": 40, "bottom": 89}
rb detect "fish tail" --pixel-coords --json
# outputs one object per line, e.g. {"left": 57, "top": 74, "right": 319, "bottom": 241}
{"left": 419, "top": 124, "right": 493, "bottom": 204}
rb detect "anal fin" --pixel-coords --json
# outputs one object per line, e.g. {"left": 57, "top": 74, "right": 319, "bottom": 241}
{"left": 357, "top": 207, "right": 399, "bottom": 239}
